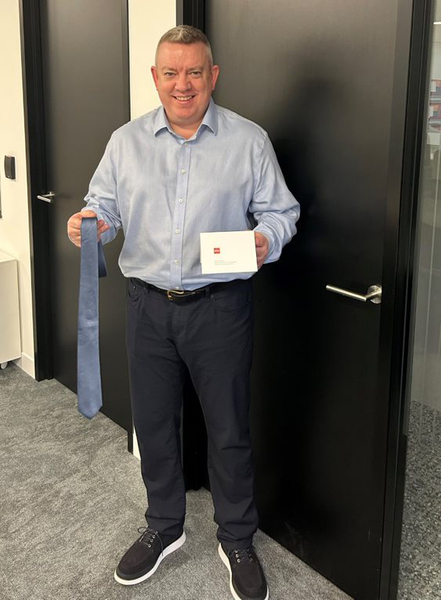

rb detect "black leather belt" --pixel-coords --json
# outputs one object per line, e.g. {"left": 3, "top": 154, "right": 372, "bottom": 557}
{"left": 131, "top": 278, "right": 244, "bottom": 302}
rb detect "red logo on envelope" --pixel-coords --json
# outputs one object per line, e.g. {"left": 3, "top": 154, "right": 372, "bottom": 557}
{"left": 214, "top": 247, "right": 221, "bottom": 254}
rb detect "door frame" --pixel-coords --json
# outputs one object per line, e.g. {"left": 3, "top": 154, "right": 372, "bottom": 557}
{"left": 20, "top": 0, "right": 53, "bottom": 381}
{"left": 379, "top": 0, "right": 433, "bottom": 597}
{"left": 176, "top": 0, "right": 433, "bottom": 597}
{"left": 19, "top": 0, "right": 130, "bottom": 382}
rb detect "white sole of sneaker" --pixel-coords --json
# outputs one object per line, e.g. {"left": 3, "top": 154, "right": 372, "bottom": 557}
{"left": 114, "top": 531, "right": 186, "bottom": 586}
{"left": 218, "top": 544, "right": 270, "bottom": 600}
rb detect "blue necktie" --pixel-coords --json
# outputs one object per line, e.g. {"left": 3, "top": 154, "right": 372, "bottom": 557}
{"left": 77, "top": 217, "right": 107, "bottom": 419}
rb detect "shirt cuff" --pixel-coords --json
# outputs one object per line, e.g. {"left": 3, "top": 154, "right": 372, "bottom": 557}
{"left": 253, "top": 224, "right": 276, "bottom": 263}
{"left": 80, "top": 207, "right": 116, "bottom": 245}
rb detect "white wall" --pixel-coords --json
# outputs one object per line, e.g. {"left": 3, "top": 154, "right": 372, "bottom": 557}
{"left": 129, "top": 0, "right": 176, "bottom": 119}
{"left": 0, "top": 0, "right": 35, "bottom": 376}
{"left": 128, "top": 0, "right": 176, "bottom": 459}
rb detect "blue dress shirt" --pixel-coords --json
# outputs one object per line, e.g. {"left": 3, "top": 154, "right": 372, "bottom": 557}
{"left": 84, "top": 99, "right": 300, "bottom": 290}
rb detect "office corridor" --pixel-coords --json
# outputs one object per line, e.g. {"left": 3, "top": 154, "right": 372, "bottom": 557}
{"left": 0, "top": 364, "right": 351, "bottom": 600}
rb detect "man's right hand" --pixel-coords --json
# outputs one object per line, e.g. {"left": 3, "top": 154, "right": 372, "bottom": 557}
{"left": 67, "top": 210, "right": 110, "bottom": 247}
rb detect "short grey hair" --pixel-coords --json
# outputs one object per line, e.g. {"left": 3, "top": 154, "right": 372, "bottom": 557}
{"left": 155, "top": 25, "right": 214, "bottom": 67}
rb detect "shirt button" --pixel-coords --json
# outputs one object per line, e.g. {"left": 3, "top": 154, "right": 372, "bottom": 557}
{"left": 174, "top": 259, "right": 180, "bottom": 265}
{"left": 178, "top": 198, "right": 184, "bottom": 203}
{"left": 181, "top": 169, "right": 186, "bottom": 174}
{"left": 175, "top": 228, "right": 181, "bottom": 234}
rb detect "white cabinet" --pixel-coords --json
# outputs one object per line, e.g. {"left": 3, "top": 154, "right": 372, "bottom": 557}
{"left": 0, "top": 251, "right": 21, "bottom": 367}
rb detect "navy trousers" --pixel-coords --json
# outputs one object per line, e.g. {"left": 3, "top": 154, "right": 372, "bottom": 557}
{"left": 126, "top": 277, "right": 259, "bottom": 550}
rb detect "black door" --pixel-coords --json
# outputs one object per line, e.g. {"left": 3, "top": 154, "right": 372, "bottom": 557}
{"left": 178, "top": 1, "right": 421, "bottom": 598}
{"left": 34, "top": 0, "right": 131, "bottom": 430}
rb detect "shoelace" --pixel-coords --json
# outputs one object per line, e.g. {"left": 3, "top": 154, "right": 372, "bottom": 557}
{"left": 230, "top": 548, "right": 255, "bottom": 564}
{"left": 137, "top": 527, "right": 164, "bottom": 553}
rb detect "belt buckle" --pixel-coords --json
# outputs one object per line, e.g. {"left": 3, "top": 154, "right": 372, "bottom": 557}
{"left": 167, "top": 289, "right": 186, "bottom": 301}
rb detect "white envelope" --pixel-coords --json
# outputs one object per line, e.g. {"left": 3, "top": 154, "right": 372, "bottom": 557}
{"left": 200, "top": 231, "right": 258, "bottom": 274}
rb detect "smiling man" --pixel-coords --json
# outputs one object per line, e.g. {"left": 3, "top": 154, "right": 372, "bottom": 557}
{"left": 151, "top": 39, "right": 219, "bottom": 139}
{"left": 67, "top": 26, "right": 299, "bottom": 600}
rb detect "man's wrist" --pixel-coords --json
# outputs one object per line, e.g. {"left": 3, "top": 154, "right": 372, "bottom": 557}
{"left": 254, "top": 227, "right": 273, "bottom": 260}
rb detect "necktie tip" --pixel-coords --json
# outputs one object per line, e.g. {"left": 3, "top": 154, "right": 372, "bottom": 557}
{"left": 78, "top": 405, "right": 101, "bottom": 420}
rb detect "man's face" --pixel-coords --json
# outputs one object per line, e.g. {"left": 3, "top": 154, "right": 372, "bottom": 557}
{"left": 151, "top": 42, "right": 219, "bottom": 135}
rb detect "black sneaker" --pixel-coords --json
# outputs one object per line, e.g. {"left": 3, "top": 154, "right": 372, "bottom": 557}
{"left": 114, "top": 527, "right": 186, "bottom": 585}
{"left": 218, "top": 544, "right": 269, "bottom": 600}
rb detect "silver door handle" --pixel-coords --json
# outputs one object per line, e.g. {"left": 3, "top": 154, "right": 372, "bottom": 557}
{"left": 37, "top": 191, "right": 55, "bottom": 203}
{"left": 326, "top": 284, "right": 382, "bottom": 304}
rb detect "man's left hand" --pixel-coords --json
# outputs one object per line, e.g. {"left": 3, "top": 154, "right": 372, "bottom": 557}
{"left": 254, "top": 232, "right": 269, "bottom": 269}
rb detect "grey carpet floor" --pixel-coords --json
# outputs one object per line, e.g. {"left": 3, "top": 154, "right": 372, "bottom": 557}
{"left": 0, "top": 363, "right": 352, "bottom": 600}
{"left": 398, "top": 400, "right": 441, "bottom": 599}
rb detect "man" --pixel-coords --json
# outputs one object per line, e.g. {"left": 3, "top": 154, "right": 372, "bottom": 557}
{"left": 68, "top": 25, "right": 299, "bottom": 600}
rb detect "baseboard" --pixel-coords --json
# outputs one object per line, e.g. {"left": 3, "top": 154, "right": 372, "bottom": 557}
{"left": 13, "top": 352, "right": 35, "bottom": 378}
{"left": 132, "top": 426, "right": 140, "bottom": 459}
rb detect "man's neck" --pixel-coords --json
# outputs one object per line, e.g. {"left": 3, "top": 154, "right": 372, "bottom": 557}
{"left": 164, "top": 102, "right": 211, "bottom": 140}
{"left": 170, "top": 121, "right": 202, "bottom": 140}
{"left": 169, "top": 121, "right": 202, "bottom": 140}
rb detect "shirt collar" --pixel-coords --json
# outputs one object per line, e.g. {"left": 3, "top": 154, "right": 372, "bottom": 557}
{"left": 153, "top": 98, "right": 218, "bottom": 137}
{"left": 200, "top": 99, "right": 218, "bottom": 135}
